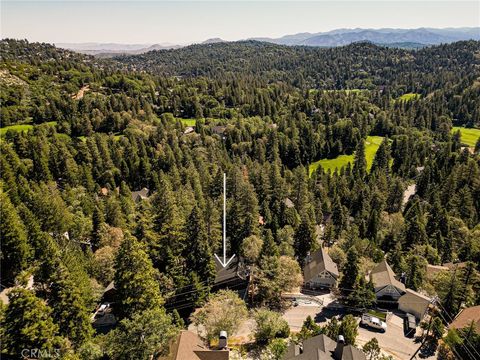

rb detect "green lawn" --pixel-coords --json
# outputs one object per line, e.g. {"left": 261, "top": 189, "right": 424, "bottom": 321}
{"left": 398, "top": 93, "right": 420, "bottom": 101}
{"left": 368, "top": 310, "right": 387, "bottom": 321}
{"left": 0, "top": 121, "right": 57, "bottom": 137}
{"left": 309, "top": 136, "right": 384, "bottom": 176}
{"left": 178, "top": 118, "right": 196, "bottom": 126}
{"left": 452, "top": 126, "right": 480, "bottom": 147}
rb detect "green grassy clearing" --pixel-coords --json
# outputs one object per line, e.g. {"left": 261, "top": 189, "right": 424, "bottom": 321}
{"left": 368, "top": 310, "right": 387, "bottom": 321}
{"left": 452, "top": 126, "right": 480, "bottom": 147}
{"left": 178, "top": 118, "right": 196, "bottom": 126}
{"left": 398, "top": 93, "right": 420, "bottom": 101}
{"left": 309, "top": 135, "right": 384, "bottom": 176}
{"left": 0, "top": 121, "right": 57, "bottom": 137}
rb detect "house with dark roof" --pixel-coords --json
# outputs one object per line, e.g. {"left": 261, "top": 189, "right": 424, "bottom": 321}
{"left": 369, "top": 259, "right": 405, "bottom": 303}
{"left": 283, "top": 334, "right": 366, "bottom": 360}
{"left": 304, "top": 248, "right": 339, "bottom": 289}
{"left": 449, "top": 305, "right": 480, "bottom": 331}
{"left": 159, "top": 330, "right": 229, "bottom": 360}
{"left": 131, "top": 187, "right": 150, "bottom": 203}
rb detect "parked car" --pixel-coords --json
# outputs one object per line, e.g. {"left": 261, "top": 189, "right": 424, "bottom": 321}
{"left": 97, "top": 303, "right": 110, "bottom": 316}
{"left": 361, "top": 314, "right": 387, "bottom": 332}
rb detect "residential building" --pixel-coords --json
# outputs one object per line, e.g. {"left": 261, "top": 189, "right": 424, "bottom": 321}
{"left": 131, "top": 187, "right": 150, "bottom": 202}
{"left": 159, "top": 330, "right": 229, "bottom": 360}
{"left": 304, "top": 248, "right": 339, "bottom": 289}
{"left": 370, "top": 259, "right": 405, "bottom": 303}
{"left": 398, "top": 289, "right": 432, "bottom": 320}
{"left": 284, "top": 334, "right": 366, "bottom": 360}
{"left": 449, "top": 305, "right": 480, "bottom": 331}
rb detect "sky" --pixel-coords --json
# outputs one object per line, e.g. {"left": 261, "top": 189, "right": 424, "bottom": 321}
{"left": 1, "top": 1, "right": 479, "bottom": 44}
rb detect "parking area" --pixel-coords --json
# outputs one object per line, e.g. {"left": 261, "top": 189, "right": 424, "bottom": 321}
{"left": 282, "top": 300, "right": 431, "bottom": 360}
{"left": 357, "top": 313, "right": 425, "bottom": 359}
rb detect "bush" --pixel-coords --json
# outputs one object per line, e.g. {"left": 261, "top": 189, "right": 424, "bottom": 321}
{"left": 254, "top": 309, "right": 290, "bottom": 344}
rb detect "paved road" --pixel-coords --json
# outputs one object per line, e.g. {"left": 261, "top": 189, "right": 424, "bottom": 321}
{"left": 357, "top": 313, "right": 423, "bottom": 360}
{"left": 283, "top": 304, "right": 434, "bottom": 360}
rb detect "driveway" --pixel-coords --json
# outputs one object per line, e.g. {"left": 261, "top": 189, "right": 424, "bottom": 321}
{"left": 283, "top": 301, "right": 432, "bottom": 360}
{"left": 357, "top": 313, "right": 424, "bottom": 360}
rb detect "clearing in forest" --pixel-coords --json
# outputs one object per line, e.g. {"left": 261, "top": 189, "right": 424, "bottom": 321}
{"left": 451, "top": 126, "right": 480, "bottom": 147}
{"left": 309, "top": 135, "right": 384, "bottom": 175}
{"left": 397, "top": 93, "right": 421, "bottom": 101}
{"left": 0, "top": 121, "right": 57, "bottom": 137}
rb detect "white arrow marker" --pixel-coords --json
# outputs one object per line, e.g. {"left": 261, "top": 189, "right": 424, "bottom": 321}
{"left": 215, "top": 172, "right": 235, "bottom": 268}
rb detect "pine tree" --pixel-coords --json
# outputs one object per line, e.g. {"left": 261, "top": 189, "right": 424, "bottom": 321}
{"left": 339, "top": 247, "right": 359, "bottom": 295}
{"left": 185, "top": 206, "right": 216, "bottom": 285}
{"left": 151, "top": 174, "right": 186, "bottom": 280}
{"left": 114, "top": 234, "right": 164, "bottom": 319}
{"left": 48, "top": 266, "right": 94, "bottom": 347}
{"left": 353, "top": 139, "right": 367, "bottom": 179}
{"left": 0, "top": 191, "right": 31, "bottom": 283}
{"left": 347, "top": 277, "right": 376, "bottom": 309}
{"left": 293, "top": 217, "right": 316, "bottom": 266}
{"left": 371, "top": 138, "right": 390, "bottom": 174}
{"left": 406, "top": 255, "right": 427, "bottom": 291}
{"left": 2, "top": 288, "right": 60, "bottom": 355}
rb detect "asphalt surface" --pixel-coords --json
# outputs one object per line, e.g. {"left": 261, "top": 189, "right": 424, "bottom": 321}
{"left": 282, "top": 303, "right": 434, "bottom": 360}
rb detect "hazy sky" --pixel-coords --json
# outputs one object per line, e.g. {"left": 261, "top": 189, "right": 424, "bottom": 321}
{"left": 1, "top": 1, "right": 479, "bottom": 44}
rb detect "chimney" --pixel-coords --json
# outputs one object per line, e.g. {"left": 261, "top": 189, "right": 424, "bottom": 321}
{"left": 218, "top": 331, "right": 228, "bottom": 349}
{"left": 334, "top": 335, "right": 345, "bottom": 360}
{"left": 305, "top": 251, "right": 312, "bottom": 264}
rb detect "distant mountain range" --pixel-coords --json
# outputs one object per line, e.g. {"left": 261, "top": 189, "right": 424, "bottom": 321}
{"left": 56, "top": 28, "right": 480, "bottom": 56}
{"left": 56, "top": 42, "right": 181, "bottom": 56}
{"left": 251, "top": 27, "right": 480, "bottom": 47}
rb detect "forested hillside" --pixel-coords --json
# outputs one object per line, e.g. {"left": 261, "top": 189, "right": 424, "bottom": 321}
{"left": 1, "top": 38, "right": 479, "bottom": 359}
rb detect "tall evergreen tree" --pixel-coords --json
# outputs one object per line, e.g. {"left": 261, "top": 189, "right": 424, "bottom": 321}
{"left": 114, "top": 234, "right": 164, "bottom": 319}
{"left": 2, "top": 288, "right": 60, "bottom": 356}
{"left": 0, "top": 191, "right": 31, "bottom": 283}
{"left": 339, "top": 247, "right": 359, "bottom": 295}
{"left": 293, "top": 217, "right": 316, "bottom": 266}
{"left": 184, "top": 206, "right": 216, "bottom": 285}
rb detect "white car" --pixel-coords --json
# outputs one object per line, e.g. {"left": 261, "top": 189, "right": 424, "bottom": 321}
{"left": 361, "top": 314, "right": 387, "bottom": 332}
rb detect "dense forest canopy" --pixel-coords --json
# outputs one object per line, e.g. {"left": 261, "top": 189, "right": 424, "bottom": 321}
{"left": 0, "top": 38, "right": 479, "bottom": 359}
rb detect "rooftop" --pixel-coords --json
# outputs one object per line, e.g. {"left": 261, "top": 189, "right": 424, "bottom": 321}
{"left": 304, "top": 248, "right": 339, "bottom": 282}
{"left": 370, "top": 259, "right": 406, "bottom": 292}
{"left": 449, "top": 305, "right": 480, "bottom": 331}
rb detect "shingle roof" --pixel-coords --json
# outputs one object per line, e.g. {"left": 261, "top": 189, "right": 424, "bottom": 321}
{"left": 370, "top": 259, "right": 406, "bottom": 292}
{"left": 336, "top": 345, "right": 366, "bottom": 360}
{"left": 284, "top": 335, "right": 366, "bottom": 360}
{"left": 449, "top": 305, "right": 480, "bottom": 330}
{"left": 304, "top": 248, "right": 339, "bottom": 282}
{"left": 160, "top": 330, "right": 229, "bottom": 360}
{"left": 131, "top": 187, "right": 149, "bottom": 201}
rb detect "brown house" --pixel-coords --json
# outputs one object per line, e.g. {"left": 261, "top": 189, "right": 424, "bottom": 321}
{"left": 284, "top": 334, "right": 366, "bottom": 360}
{"left": 304, "top": 248, "right": 339, "bottom": 289}
{"left": 370, "top": 259, "right": 406, "bottom": 303}
{"left": 159, "top": 330, "right": 229, "bottom": 360}
{"left": 449, "top": 305, "right": 480, "bottom": 331}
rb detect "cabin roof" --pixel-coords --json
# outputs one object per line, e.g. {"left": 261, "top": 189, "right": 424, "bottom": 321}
{"left": 304, "top": 248, "right": 339, "bottom": 282}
